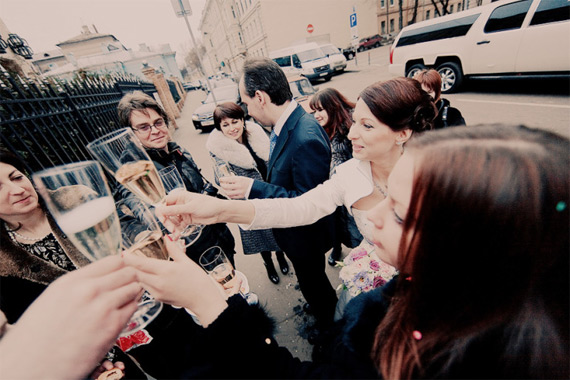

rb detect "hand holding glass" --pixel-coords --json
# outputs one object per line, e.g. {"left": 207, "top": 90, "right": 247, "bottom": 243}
{"left": 87, "top": 128, "right": 166, "bottom": 206}
{"left": 32, "top": 161, "right": 162, "bottom": 336}
{"left": 158, "top": 166, "right": 204, "bottom": 246}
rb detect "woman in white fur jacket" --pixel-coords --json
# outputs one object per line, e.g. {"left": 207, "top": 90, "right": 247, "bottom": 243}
{"left": 206, "top": 102, "right": 288, "bottom": 285}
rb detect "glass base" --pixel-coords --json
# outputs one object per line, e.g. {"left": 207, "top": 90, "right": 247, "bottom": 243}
{"left": 119, "top": 299, "right": 163, "bottom": 337}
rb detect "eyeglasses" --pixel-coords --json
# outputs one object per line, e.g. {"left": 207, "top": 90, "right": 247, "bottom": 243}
{"left": 132, "top": 118, "right": 167, "bottom": 133}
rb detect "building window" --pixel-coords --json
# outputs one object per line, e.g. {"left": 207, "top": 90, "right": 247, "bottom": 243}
{"left": 381, "top": 21, "right": 386, "bottom": 34}
{"left": 389, "top": 0, "right": 394, "bottom": 6}
{"left": 390, "top": 18, "right": 394, "bottom": 32}
{"left": 231, "top": 6, "right": 236, "bottom": 18}
{"left": 450, "top": 5, "right": 454, "bottom": 13}
{"left": 381, "top": 0, "right": 385, "bottom": 8}
{"left": 426, "top": 10, "right": 430, "bottom": 20}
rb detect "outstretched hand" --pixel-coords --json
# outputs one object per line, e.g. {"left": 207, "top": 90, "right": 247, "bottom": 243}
{"left": 219, "top": 176, "right": 252, "bottom": 199}
{"left": 123, "top": 237, "right": 228, "bottom": 327}
{"left": 0, "top": 256, "right": 141, "bottom": 380}
{"left": 155, "top": 190, "right": 255, "bottom": 237}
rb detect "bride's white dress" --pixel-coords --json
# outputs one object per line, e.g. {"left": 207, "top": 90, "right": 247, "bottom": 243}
{"left": 334, "top": 208, "right": 397, "bottom": 320}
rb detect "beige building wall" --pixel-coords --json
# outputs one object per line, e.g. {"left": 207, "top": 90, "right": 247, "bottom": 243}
{"left": 57, "top": 35, "right": 121, "bottom": 59}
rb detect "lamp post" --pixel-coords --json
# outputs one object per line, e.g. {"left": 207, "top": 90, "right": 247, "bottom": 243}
{"left": 171, "top": 0, "right": 218, "bottom": 104}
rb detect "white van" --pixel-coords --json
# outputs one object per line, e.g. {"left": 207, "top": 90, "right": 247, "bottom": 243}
{"left": 389, "top": 0, "right": 570, "bottom": 93}
{"left": 270, "top": 42, "right": 333, "bottom": 82}
{"left": 319, "top": 43, "right": 347, "bottom": 73}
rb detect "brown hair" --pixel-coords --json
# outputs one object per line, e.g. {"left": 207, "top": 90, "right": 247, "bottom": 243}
{"left": 241, "top": 57, "right": 292, "bottom": 105}
{"left": 213, "top": 102, "right": 250, "bottom": 145}
{"left": 372, "top": 125, "right": 569, "bottom": 379}
{"left": 309, "top": 88, "right": 355, "bottom": 140}
{"left": 414, "top": 69, "right": 442, "bottom": 101}
{"left": 359, "top": 77, "right": 436, "bottom": 136}
{"left": 117, "top": 91, "right": 169, "bottom": 128}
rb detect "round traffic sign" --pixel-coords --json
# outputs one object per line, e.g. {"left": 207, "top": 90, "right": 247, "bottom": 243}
{"left": 307, "top": 24, "right": 314, "bottom": 33}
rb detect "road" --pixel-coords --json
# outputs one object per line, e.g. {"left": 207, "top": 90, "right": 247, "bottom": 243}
{"left": 172, "top": 50, "right": 569, "bottom": 362}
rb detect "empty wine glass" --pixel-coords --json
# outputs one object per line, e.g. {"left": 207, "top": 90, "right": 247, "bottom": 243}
{"left": 32, "top": 161, "right": 163, "bottom": 337}
{"left": 87, "top": 128, "right": 166, "bottom": 206}
{"left": 158, "top": 165, "right": 204, "bottom": 246}
{"left": 199, "top": 246, "right": 258, "bottom": 305}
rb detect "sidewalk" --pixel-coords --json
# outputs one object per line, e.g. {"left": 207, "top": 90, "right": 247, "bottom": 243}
{"left": 171, "top": 91, "right": 343, "bottom": 362}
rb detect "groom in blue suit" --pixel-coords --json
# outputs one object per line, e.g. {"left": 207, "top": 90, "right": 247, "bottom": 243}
{"left": 226, "top": 57, "right": 337, "bottom": 330}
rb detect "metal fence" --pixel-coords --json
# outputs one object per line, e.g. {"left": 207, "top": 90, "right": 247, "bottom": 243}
{"left": 0, "top": 68, "right": 156, "bottom": 173}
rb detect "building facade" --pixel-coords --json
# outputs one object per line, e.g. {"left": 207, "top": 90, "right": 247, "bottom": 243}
{"left": 30, "top": 26, "right": 182, "bottom": 81}
{"left": 198, "top": 0, "right": 379, "bottom": 76}
{"left": 0, "top": 17, "right": 37, "bottom": 78}
{"left": 377, "top": 0, "right": 491, "bottom": 37}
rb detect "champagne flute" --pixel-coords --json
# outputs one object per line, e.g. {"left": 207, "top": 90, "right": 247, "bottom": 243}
{"left": 87, "top": 128, "right": 166, "bottom": 206}
{"left": 32, "top": 161, "right": 163, "bottom": 337}
{"left": 212, "top": 160, "right": 239, "bottom": 200}
{"left": 158, "top": 165, "right": 204, "bottom": 246}
{"left": 199, "top": 246, "right": 258, "bottom": 305}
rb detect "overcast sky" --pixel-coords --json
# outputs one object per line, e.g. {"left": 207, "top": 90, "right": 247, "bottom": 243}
{"left": 1, "top": 0, "right": 206, "bottom": 65}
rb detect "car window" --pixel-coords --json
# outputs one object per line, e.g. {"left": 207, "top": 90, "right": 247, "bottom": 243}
{"left": 484, "top": 0, "right": 532, "bottom": 33}
{"left": 273, "top": 55, "right": 291, "bottom": 67}
{"left": 288, "top": 78, "right": 315, "bottom": 99}
{"left": 530, "top": 0, "right": 570, "bottom": 26}
{"left": 397, "top": 14, "right": 480, "bottom": 47}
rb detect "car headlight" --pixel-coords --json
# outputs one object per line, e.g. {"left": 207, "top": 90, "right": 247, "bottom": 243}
{"left": 192, "top": 114, "right": 199, "bottom": 121}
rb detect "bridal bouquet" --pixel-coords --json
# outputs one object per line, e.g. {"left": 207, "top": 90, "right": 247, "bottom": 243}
{"left": 337, "top": 246, "right": 397, "bottom": 297}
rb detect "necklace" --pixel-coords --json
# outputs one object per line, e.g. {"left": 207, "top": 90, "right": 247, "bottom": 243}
{"left": 373, "top": 180, "right": 388, "bottom": 197}
{"left": 5, "top": 225, "right": 49, "bottom": 243}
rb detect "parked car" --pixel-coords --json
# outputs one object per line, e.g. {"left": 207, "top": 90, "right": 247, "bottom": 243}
{"left": 389, "top": 0, "right": 570, "bottom": 93}
{"left": 342, "top": 46, "right": 356, "bottom": 60}
{"left": 270, "top": 42, "right": 333, "bottom": 82}
{"left": 183, "top": 80, "right": 202, "bottom": 91}
{"left": 192, "top": 84, "right": 243, "bottom": 131}
{"left": 319, "top": 43, "right": 347, "bottom": 73}
{"left": 357, "top": 34, "right": 383, "bottom": 52}
{"left": 287, "top": 75, "right": 318, "bottom": 113}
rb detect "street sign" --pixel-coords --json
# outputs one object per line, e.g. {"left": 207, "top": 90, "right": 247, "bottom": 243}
{"left": 171, "top": 0, "right": 192, "bottom": 17}
{"left": 350, "top": 12, "right": 358, "bottom": 42}
{"left": 307, "top": 24, "right": 314, "bottom": 34}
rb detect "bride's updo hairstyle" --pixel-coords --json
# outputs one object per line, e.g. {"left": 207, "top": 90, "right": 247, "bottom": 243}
{"left": 359, "top": 77, "right": 436, "bottom": 136}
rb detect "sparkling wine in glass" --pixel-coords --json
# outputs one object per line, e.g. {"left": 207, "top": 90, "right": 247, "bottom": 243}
{"left": 199, "top": 246, "right": 258, "bottom": 305}
{"left": 158, "top": 165, "right": 204, "bottom": 246}
{"left": 32, "top": 161, "right": 163, "bottom": 337}
{"left": 87, "top": 128, "right": 166, "bottom": 206}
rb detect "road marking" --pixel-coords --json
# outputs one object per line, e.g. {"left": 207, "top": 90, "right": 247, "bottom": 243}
{"left": 456, "top": 98, "right": 570, "bottom": 109}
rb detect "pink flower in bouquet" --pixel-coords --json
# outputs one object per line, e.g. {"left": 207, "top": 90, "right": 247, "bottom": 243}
{"left": 373, "top": 276, "right": 387, "bottom": 288}
{"left": 369, "top": 259, "right": 380, "bottom": 271}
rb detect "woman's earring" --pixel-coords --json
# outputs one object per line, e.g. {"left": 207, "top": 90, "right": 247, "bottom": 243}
{"left": 396, "top": 141, "right": 403, "bottom": 146}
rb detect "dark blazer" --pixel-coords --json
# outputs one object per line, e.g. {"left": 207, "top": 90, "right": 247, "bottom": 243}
{"left": 249, "top": 105, "right": 334, "bottom": 258}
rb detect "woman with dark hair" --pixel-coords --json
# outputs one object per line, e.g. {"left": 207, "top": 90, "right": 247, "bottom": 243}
{"left": 0, "top": 149, "right": 147, "bottom": 379}
{"left": 414, "top": 69, "right": 465, "bottom": 129}
{"left": 127, "top": 124, "right": 569, "bottom": 379}
{"left": 309, "top": 88, "right": 363, "bottom": 266}
{"left": 162, "top": 78, "right": 436, "bottom": 319}
{"left": 206, "top": 102, "right": 288, "bottom": 284}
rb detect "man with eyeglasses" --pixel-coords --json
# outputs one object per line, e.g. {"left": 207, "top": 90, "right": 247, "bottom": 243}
{"left": 114, "top": 91, "right": 237, "bottom": 379}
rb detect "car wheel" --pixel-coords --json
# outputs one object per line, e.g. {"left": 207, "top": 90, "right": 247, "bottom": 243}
{"left": 437, "top": 62, "right": 463, "bottom": 93}
{"left": 406, "top": 63, "right": 426, "bottom": 79}
{"left": 324, "top": 74, "right": 332, "bottom": 82}
{"left": 347, "top": 52, "right": 354, "bottom": 60}
{"left": 357, "top": 47, "right": 364, "bottom": 52}
{"left": 374, "top": 42, "right": 380, "bottom": 48}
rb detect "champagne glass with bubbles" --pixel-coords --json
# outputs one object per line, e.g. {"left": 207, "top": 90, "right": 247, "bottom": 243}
{"left": 87, "top": 128, "right": 166, "bottom": 206}
{"left": 158, "top": 165, "right": 204, "bottom": 246}
{"left": 33, "top": 161, "right": 163, "bottom": 337}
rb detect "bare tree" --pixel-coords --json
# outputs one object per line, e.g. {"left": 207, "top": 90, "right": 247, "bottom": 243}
{"left": 184, "top": 45, "right": 207, "bottom": 76}
{"left": 398, "top": 0, "right": 404, "bottom": 30}
{"left": 431, "top": 0, "right": 451, "bottom": 17}
{"left": 409, "top": 0, "right": 420, "bottom": 25}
